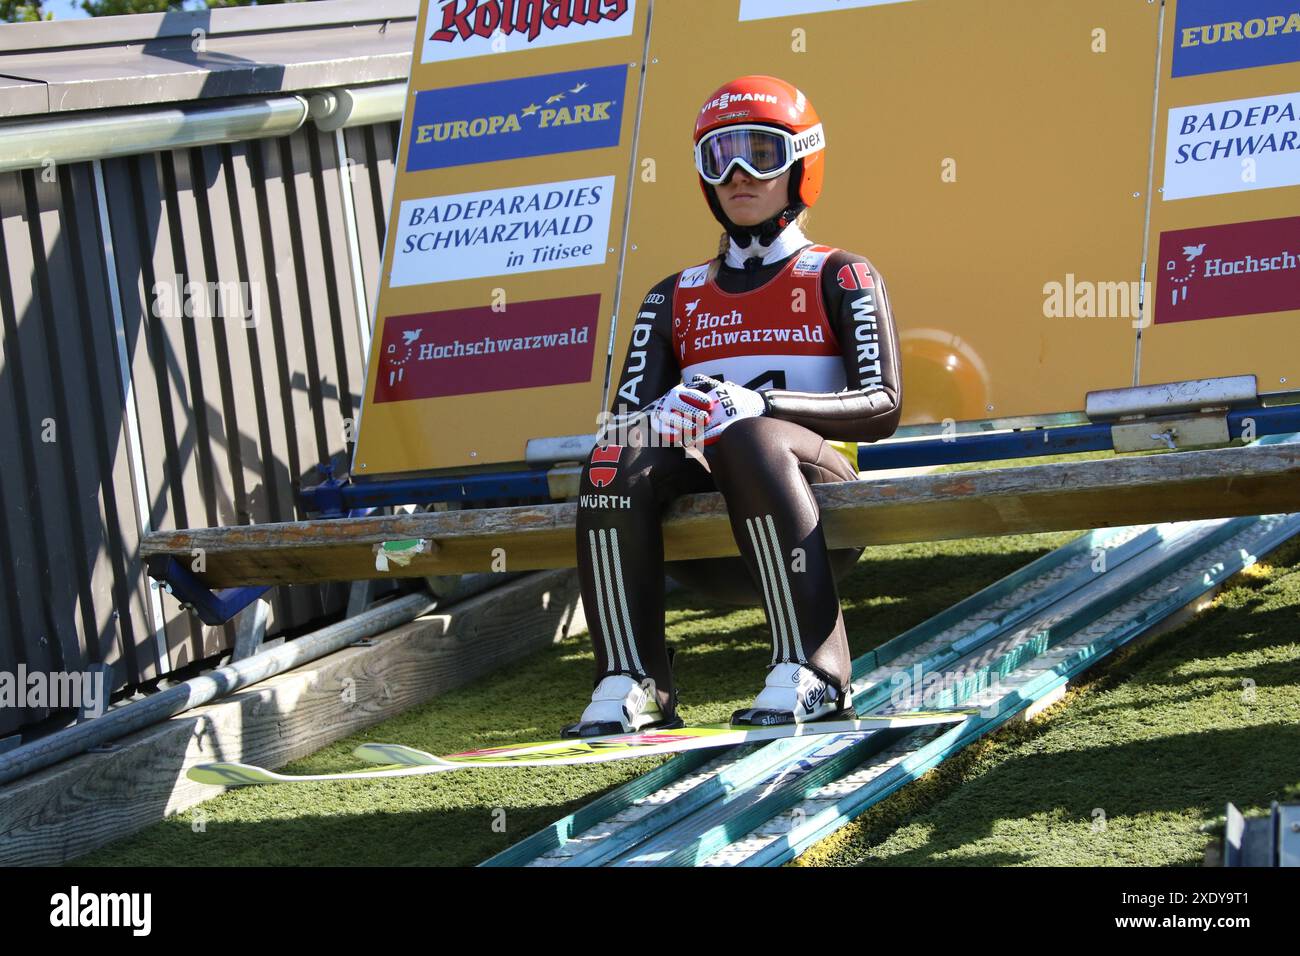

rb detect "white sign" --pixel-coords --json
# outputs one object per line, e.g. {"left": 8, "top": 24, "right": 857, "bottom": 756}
{"left": 739, "top": 0, "right": 913, "bottom": 21}
{"left": 391, "top": 176, "right": 615, "bottom": 287}
{"left": 1164, "top": 91, "right": 1300, "bottom": 200}
{"left": 422, "top": 0, "right": 638, "bottom": 63}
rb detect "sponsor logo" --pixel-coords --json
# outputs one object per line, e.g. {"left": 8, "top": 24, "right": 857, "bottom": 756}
{"left": 739, "top": 0, "right": 914, "bottom": 22}
{"left": 1155, "top": 216, "right": 1300, "bottom": 324}
{"left": 715, "top": 384, "right": 739, "bottom": 419}
{"left": 689, "top": 323, "right": 827, "bottom": 352}
{"left": 615, "top": 317, "right": 654, "bottom": 405}
{"left": 851, "top": 293, "right": 883, "bottom": 387}
{"left": 407, "top": 65, "right": 626, "bottom": 172}
{"left": 579, "top": 493, "right": 631, "bottom": 509}
{"left": 802, "top": 684, "right": 827, "bottom": 712}
{"left": 792, "top": 125, "right": 824, "bottom": 155}
{"left": 679, "top": 264, "right": 710, "bottom": 288}
{"left": 423, "top": 0, "right": 637, "bottom": 63}
{"left": 836, "top": 261, "right": 875, "bottom": 291}
{"left": 791, "top": 247, "right": 830, "bottom": 277}
{"left": 691, "top": 308, "right": 743, "bottom": 330}
{"left": 1163, "top": 91, "right": 1300, "bottom": 200}
{"left": 643, "top": 292, "right": 666, "bottom": 305}
{"left": 588, "top": 443, "right": 623, "bottom": 487}
{"left": 1173, "top": 1, "right": 1300, "bottom": 78}
{"left": 373, "top": 294, "right": 599, "bottom": 401}
{"left": 392, "top": 176, "right": 614, "bottom": 286}
{"left": 700, "top": 91, "right": 779, "bottom": 115}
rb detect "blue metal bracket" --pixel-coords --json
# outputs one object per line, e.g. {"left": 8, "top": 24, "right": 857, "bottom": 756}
{"left": 855, "top": 402, "right": 1300, "bottom": 470}
{"left": 1223, "top": 801, "right": 1300, "bottom": 867}
{"left": 145, "top": 556, "right": 271, "bottom": 627}
{"left": 299, "top": 462, "right": 553, "bottom": 514}
{"left": 296, "top": 404, "right": 1300, "bottom": 510}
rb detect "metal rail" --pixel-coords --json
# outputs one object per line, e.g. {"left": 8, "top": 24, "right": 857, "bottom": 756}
{"left": 0, "top": 590, "right": 436, "bottom": 787}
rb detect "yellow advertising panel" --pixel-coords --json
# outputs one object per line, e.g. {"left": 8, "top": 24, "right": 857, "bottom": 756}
{"left": 352, "top": 0, "right": 648, "bottom": 476}
{"left": 357, "top": 0, "right": 1300, "bottom": 481}
{"left": 615, "top": 0, "right": 1160, "bottom": 428}
{"left": 1140, "top": 0, "right": 1300, "bottom": 392}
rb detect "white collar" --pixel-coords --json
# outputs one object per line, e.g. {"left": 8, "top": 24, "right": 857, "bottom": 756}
{"left": 724, "top": 221, "right": 811, "bottom": 269}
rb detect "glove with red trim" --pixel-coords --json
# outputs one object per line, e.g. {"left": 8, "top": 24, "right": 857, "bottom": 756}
{"left": 701, "top": 379, "right": 767, "bottom": 445}
{"left": 647, "top": 378, "right": 714, "bottom": 445}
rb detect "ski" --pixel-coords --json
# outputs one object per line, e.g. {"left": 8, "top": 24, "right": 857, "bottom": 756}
{"left": 187, "top": 709, "right": 979, "bottom": 787}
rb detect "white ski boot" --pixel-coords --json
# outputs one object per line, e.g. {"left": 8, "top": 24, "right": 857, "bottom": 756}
{"left": 730, "top": 663, "right": 854, "bottom": 727}
{"left": 560, "top": 674, "right": 682, "bottom": 739}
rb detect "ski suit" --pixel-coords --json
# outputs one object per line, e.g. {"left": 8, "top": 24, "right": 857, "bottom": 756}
{"left": 576, "top": 243, "right": 902, "bottom": 720}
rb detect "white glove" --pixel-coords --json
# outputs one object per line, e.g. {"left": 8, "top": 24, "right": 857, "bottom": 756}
{"left": 701, "top": 380, "right": 767, "bottom": 445}
{"left": 648, "top": 379, "right": 713, "bottom": 445}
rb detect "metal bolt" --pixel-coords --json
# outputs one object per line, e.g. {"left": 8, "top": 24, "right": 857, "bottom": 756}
{"left": 652, "top": 57, "right": 659, "bottom": 64}
{"left": 631, "top": 245, "right": 638, "bottom": 251}
{"left": 1281, "top": 377, "right": 1288, "bottom": 384}
{"left": 1132, "top": 192, "right": 1141, "bottom": 198}
{"left": 470, "top": 451, "right": 478, "bottom": 458}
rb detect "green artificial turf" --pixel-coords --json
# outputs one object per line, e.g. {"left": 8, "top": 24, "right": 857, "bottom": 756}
{"left": 78, "top": 449, "right": 1300, "bottom": 866}
{"left": 80, "top": 539, "right": 1077, "bottom": 866}
{"left": 794, "top": 534, "right": 1300, "bottom": 867}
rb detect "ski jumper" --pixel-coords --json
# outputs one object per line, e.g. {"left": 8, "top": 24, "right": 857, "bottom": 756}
{"left": 576, "top": 243, "right": 902, "bottom": 721}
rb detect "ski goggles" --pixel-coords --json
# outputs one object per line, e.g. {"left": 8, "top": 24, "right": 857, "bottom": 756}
{"left": 694, "top": 123, "right": 825, "bottom": 186}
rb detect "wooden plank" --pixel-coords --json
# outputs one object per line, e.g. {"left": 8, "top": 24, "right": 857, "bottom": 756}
{"left": 142, "top": 443, "right": 1300, "bottom": 587}
{"left": 0, "top": 568, "right": 587, "bottom": 866}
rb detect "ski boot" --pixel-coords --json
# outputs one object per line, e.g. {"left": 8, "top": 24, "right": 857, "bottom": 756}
{"left": 560, "top": 673, "right": 684, "bottom": 739}
{"left": 730, "top": 662, "right": 856, "bottom": 727}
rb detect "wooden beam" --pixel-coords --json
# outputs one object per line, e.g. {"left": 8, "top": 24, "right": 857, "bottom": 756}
{"left": 142, "top": 444, "right": 1300, "bottom": 587}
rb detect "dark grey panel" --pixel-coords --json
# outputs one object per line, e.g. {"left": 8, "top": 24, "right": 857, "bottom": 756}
{"left": 0, "top": 1, "right": 416, "bottom": 117}
{"left": 0, "top": 115, "right": 393, "bottom": 736}
{"left": 0, "top": 169, "right": 92, "bottom": 687}
{"left": 0, "top": 171, "right": 56, "bottom": 735}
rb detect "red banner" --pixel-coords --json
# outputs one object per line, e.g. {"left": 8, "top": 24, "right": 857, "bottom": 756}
{"left": 1156, "top": 216, "right": 1300, "bottom": 325}
{"left": 373, "top": 294, "right": 601, "bottom": 402}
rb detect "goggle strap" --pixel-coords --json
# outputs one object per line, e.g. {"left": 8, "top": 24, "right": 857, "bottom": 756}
{"left": 790, "top": 123, "right": 825, "bottom": 160}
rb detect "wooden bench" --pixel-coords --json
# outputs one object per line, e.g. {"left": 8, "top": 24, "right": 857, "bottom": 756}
{"left": 140, "top": 443, "right": 1300, "bottom": 587}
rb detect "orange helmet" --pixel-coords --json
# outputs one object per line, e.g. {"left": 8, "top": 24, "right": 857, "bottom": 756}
{"left": 694, "top": 75, "right": 826, "bottom": 213}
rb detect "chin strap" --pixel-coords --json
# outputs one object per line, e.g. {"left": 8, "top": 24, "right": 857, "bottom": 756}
{"left": 704, "top": 158, "right": 808, "bottom": 260}
{"left": 726, "top": 220, "right": 811, "bottom": 270}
